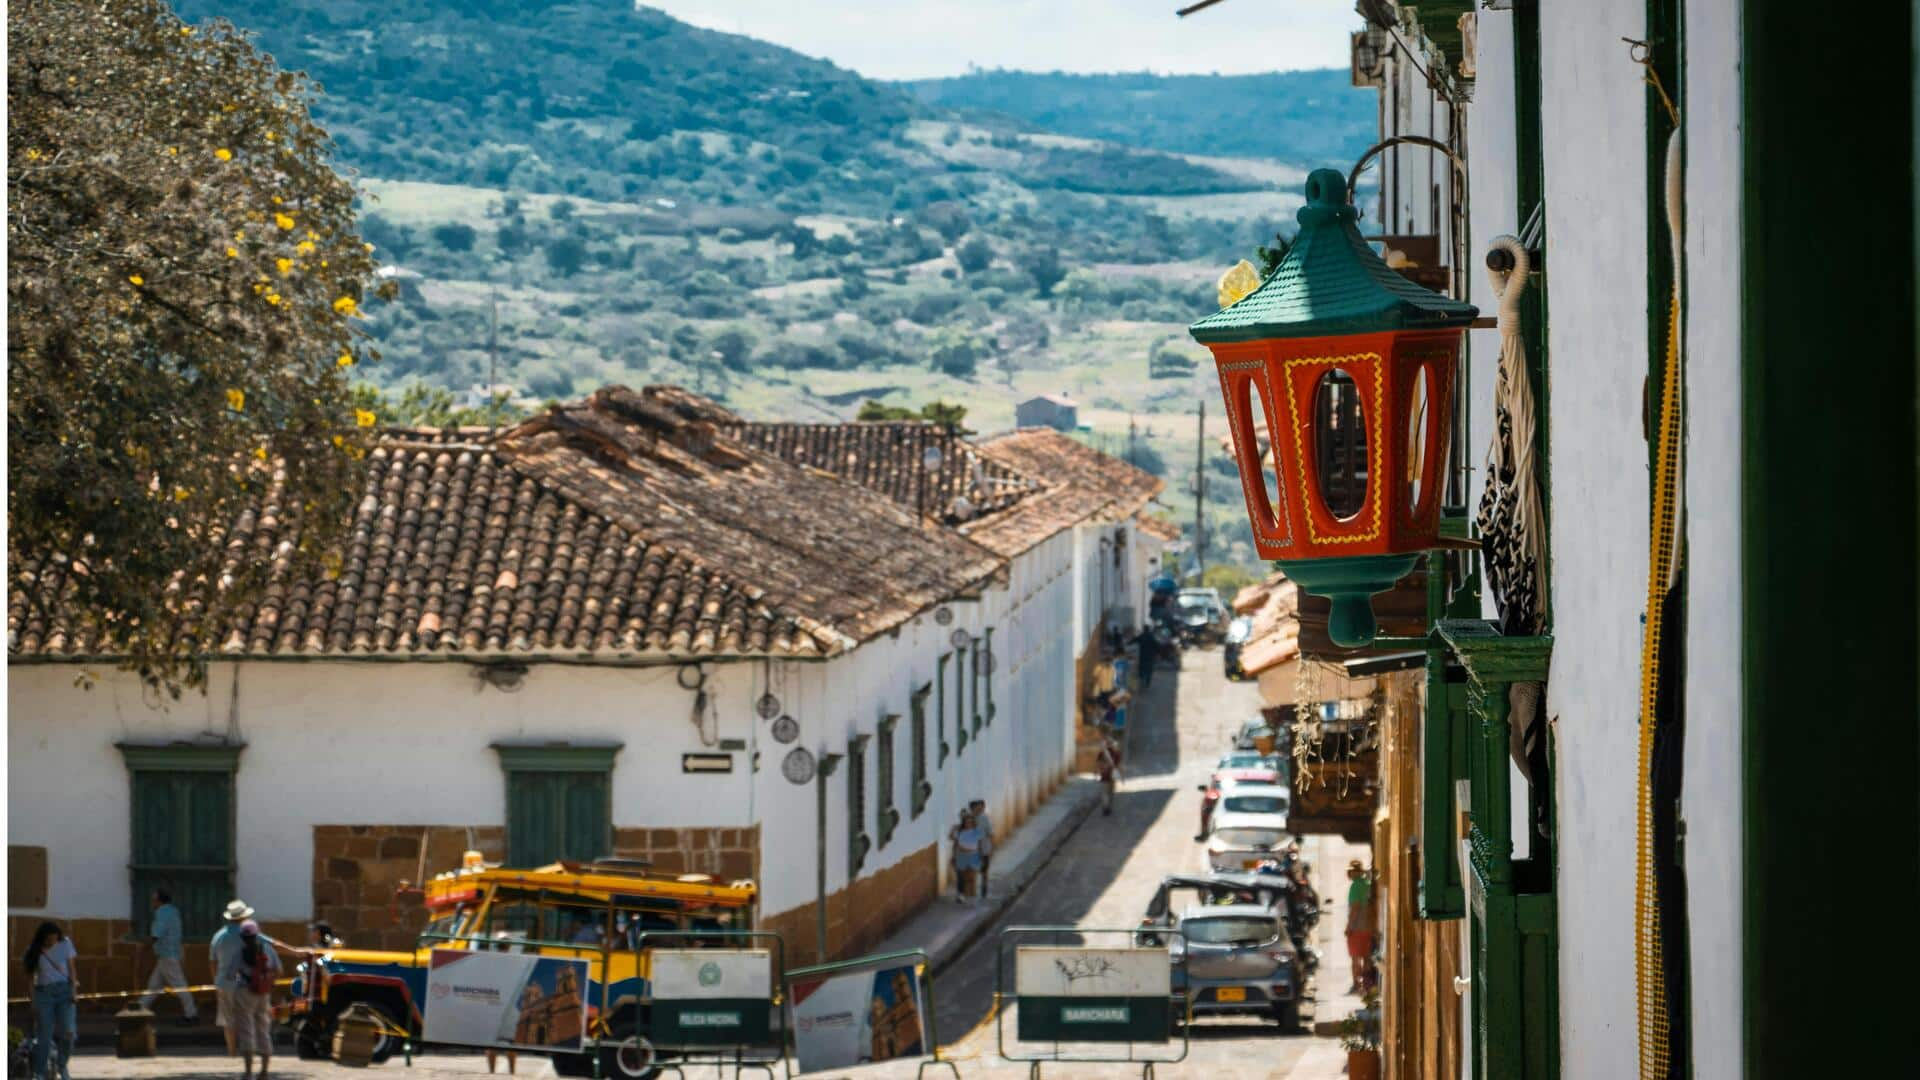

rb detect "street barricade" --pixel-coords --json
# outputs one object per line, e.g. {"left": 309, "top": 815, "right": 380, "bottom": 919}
{"left": 637, "top": 930, "right": 789, "bottom": 1079}
{"left": 996, "top": 927, "right": 1189, "bottom": 1079}
{"left": 784, "top": 948, "right": 958, "bottom": 1079}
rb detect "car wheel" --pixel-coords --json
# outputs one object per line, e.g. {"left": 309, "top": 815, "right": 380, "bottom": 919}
{"left": 601, "top": 1034, "right": 659, "bottom": 1079}
{"left": 293, "top": 1018, "right": 331, "bottom": 1060}
{"left": 1271, "top": 1001, "right": 1301, "bottom": 1033}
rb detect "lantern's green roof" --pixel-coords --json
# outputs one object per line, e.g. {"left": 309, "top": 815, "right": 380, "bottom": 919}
{"left": 1189, "top": 169, "right": 1478, "bottom": 344}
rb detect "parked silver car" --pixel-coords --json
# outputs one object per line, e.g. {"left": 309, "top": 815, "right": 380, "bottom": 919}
{"left": 1166, "top": 903, "right": 1303, "bottom": 1030}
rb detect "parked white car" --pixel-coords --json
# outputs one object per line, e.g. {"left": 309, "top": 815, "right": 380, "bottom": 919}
{"left": 1204, "top": 784, "right": 1292, "bottom": 872}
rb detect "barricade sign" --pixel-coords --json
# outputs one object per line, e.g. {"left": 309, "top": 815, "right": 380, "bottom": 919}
{"left": 650, "top": 949, "right": 774, "bottom": 1046}
{"left": 1013, "top": 947, "right": 1171, "bottom": 1044}
{"left": 423, "top": 948, "right": 592, "bottom": 1053}
{"left": 996, "top": 927, "right": 1188, "bottom": 1079}
{"left": 637, "top": 930, "right": 790, "bottom": 1079}
{"left": 784, "top": 948, "right": 958, "bottom": 1079}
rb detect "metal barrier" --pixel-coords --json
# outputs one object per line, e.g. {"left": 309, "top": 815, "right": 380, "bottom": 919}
{"left": 994, "top": 926, "right": 1190, "bottom": 1080}
{"left": 634, "top": 930, "right": 789, "bottom": 1080}
{"left": 784, "top": 948, "right": 958, "bottom": 1080}
{"left": 413, "top": 929, "right": 641, "bottom": 1075}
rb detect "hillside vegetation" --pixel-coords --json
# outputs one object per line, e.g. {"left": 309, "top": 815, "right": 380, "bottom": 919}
{"left": 171, "top": 0, "right": 1377, "bottom": 572}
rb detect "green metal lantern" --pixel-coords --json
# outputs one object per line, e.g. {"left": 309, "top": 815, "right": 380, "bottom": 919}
{"left": 1189, "top": 169, "right": 1478, "bottom": 646}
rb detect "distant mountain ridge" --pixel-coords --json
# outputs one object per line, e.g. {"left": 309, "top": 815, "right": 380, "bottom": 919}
{"left": 903, "top": 69, "right": 1374, "bottom": 172}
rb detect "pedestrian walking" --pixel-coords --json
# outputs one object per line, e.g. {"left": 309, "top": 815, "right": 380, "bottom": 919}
{"left": 211, "top": 899, "right": 254, "bottom": 1055}
{"left": 1345, "top": 860, "right": 1376, "bottom": 994}
{"left": 138, "top": 888, "right": 199, "bottom": 1023}
{"left": 1096, "top": 738, "right": 1121, "bottom": 815}
{"left": 22, "top": 921, "right": 77, "bottom": 1080}
{"left": 952, "top": 813, "right": 986, "bottom": 903}
{"left": 968, "top": 799, "right": 995, "bottom": 897}
{"left": 229, "top": 920, "right": 281, "bottom": 1080}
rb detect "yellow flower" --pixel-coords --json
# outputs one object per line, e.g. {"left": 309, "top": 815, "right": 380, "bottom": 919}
{"left": 173, "top": 487, "right": 190, "bottom": 501}
{"left": 226, "top": 247, "right": 238, "bottom": 258}
{"left": 253, "top": 446, "right": 268, "bottom": 460}
{"left": 215, "top": 148, "right": 232, "bottom": 161}
{"left": 235, "top": 230, "right": 245, "bottom": 241}
{"left": 295, "top": 240, "right": 315, "bottom": 255}
{"left": 167, "top": 147, "right": 178, "bottom": 156}
{"left": 363, "top": 243, "right": 375, "bottom": 253}
{"left": 271, "top": 196, "right": 282, "bottom": 205}
{"left": 226, "top": 388, "right": 245, "bottom": 411}
{"left": 276, "top": 257, "right": 293, "bottom": 275}
{"left": 331, "top": 434, "right": 345, "bottom": 449}
{"left": 24, "top": 149, "right": 41, "bottom": 161}
{"left": 336, "top": 352, "right": 355, "bottom": 368}
{"left": 223, "top": 103, "right": 237, "bottom": 113}
{"left": 128, "top": 274, "right": 144, "bottom": 286}
{"left": 265, "top": 132, "right": 276, "bottom": 143}
{"left": 274, "top": 212, "right": 295, "bottom": 231}
{"left": 355, "top": 409, "right": 377, "bottom": 429}
{"left": 332, "top": 295, "right": 359, "bottom": 316}
{"left": 264, "top": 291, "right": 282, "bottom": 306}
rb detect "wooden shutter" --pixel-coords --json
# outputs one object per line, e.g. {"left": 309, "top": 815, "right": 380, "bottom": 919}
{"left": 124, "top": 761, "right": 235, "bottom": 940}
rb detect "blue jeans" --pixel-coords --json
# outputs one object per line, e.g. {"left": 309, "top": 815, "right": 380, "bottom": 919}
{"left": 31, "top": 981, "right": 75, "bottom": 1080}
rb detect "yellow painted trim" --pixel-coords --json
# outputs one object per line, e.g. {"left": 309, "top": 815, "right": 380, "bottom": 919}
{"left": 1281, "top": 353, "right": 1387, "bottom": 545}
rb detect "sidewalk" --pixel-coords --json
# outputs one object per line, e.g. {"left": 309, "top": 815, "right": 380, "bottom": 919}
{"left": 867, "top": 776, "right": 1104, "bottom": 973}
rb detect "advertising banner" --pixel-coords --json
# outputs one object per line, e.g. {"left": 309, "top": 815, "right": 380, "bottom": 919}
{"left": 788, "top": 962, "right": 927, "bottom": 1072}
{"left": 648, "top": 949, "right": 775, "bottom": 1048}
{"left": 423, "top": 949, "right": 591, "bottom": 1053}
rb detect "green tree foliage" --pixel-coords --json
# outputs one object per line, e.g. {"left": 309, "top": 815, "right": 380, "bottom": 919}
{"left": 928, "top": 326, "right": 981, "bottom": 379}
{"left": 956, "top": 234, "right": 993, "bottom": 274}
{"left": 709, "top": 324, "right": 757, "bottom": 372}
{"left": 432, "top": 222, "right": 477, "bottom": 252}
{"left": 1022, "top": 246, "right": 1067, "bottom": 297}
{"left": 8, "top": 0, "right": 384, "bottom": 691}
{"left": 904, "top": 69, "right": 1375, "bottom": 166}
{"left": 856, "top": 400, "right": 970, "bottom": 430}
{"left": 1149, "top": 337, "right": 1202, "bottom": 379}
{"left": 545, "top": 235, "right": 588, "bottom": 276}
{"left": 350, "top": 382, "right": 527, "bottom": 428}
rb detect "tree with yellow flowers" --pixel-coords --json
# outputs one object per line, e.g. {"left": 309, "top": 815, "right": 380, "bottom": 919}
{"left": 8, "top": 0, "right": 391, "bottom": 691}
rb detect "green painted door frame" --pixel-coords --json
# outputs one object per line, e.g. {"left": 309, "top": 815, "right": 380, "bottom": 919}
{"left": 1740, "top": 4, "right": 1918, "bottom": 1077}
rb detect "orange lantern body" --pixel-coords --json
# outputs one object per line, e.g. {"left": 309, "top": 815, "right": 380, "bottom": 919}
{"left": 1191, "top": 170, "right": 1476, "bottom": 645}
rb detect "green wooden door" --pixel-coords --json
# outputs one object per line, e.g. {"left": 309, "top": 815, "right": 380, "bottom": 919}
{"left": 506, "top": 770, "right": 610, "bottom": 869}
{"left": 129, "top": 770, "right": 234, "bottom": 939}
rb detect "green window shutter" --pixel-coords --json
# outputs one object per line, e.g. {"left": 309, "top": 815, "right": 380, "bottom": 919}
{"left": 970, "top": 639, "right": 983, "bottom": 735}
{"left": 847, "top": 735, "right": 871, "bottom": 875}
{"left": 120, "top": 744, "right": 239, "bottom": 940}
{"left": 984, "top": 630, "right": 996, "bottom": 726}
{"left": 1418, "top": 652, "right": 1467, "bottom": 920}
{"left": 955, "top": 649, "right": 970, "bottom": 753}
{"left": 495, "top": 744, "right": 617, "bottom": 869}
{"left": 877, "top": 716, "right": 900, "bottom": 847}
{"left": 936, "top": 655, "right": 952, "bottom": 765}
{"left": 910, "top": 686, "right": 932, "bottom": 817}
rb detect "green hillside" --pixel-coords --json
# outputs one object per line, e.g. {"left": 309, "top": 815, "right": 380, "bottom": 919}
{"left": 169, "top": 0, "right": 1320, "bottom": 572}
{"left": 903, "top": 69, "right": 1376, "bottom": 170}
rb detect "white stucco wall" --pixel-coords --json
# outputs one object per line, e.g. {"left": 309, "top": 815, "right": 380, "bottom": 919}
{"left": 8, "top": 525, "right": 1091, "bottom": 938}
{"left": 1535, "top": 2, "right": 1654, "bottom": 1073}
{"left": 1678, "top": 3, "right": 1743, "bottom": 1074}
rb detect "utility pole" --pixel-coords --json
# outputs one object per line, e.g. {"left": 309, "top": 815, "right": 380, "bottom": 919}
{"left": 487, "top": 289, "right": 501, "bottom": 434}
{"left": 1127, "top": 412, "right": 1138, "bottom": 468}
{"left": 1194, "top": 401, "right": 1206, "bottom": 582}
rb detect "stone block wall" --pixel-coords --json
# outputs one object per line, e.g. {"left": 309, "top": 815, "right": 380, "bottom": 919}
{"left": 611, "top": 825, "right": 759, "bottom": 882}
{"left": 310, "top": 825, "right": 506, "bottom": 953}
{"left": 761, "top": 842, "right": 937, "bottom": 968}
{"left": 5, "top": 913, "right": 304, "bottom": 1012}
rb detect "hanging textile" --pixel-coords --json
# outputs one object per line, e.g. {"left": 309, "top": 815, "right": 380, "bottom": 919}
{"left": 1476, "top": 235, "right": 1548, "bottom": 638}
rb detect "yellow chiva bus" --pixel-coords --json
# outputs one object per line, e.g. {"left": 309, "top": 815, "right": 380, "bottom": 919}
{"left": 284, "top": 856, "right": 757, "bottom": 1078}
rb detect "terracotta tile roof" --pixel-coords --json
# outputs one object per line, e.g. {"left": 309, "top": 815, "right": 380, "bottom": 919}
{"left": 964, "top": 429, "right": 1166, "bottom": 556}
{"left": 1134, "top": 514, "right": 1182, "bottom": 544}
{"left": 9, "top": 386, "right": 1005, "bottom": 662}
{"left": 717, "top": 420, "right": 1035, "bottom": 524}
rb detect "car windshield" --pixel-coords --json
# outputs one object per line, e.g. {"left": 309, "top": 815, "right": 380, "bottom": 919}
{"left": 1219, "top": 753, "right": 1275, "bottom": 769}
{"left": 1223, "top": 795, "right": 1287, "bottom": 814}
{"left": 1181, "top": 916, "right": 1278, "bottom": 946}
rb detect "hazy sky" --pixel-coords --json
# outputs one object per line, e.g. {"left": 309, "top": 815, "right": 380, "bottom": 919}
{"left": 642, "top": 1, "right": 1354, "bottom": 81}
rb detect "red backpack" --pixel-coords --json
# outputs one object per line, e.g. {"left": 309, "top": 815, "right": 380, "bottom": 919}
{"left": 241, "top": 940, "right": 274, "bottom": 995}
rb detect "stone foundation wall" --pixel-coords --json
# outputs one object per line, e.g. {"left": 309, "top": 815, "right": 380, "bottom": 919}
{"left": 5, "top": 914, "right": 305, "bottom": 1011}
{"left": 611, "top": 825, "right": 759, "bottom": 882}
{"left": 761, "top": 842, "right": 938, "bottom": 967}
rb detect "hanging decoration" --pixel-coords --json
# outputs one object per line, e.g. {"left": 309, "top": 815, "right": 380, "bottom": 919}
{"left": 781, "top": 747, "right": 817, "bottom": 785}
{"left": 1189, "top": 169, "right": 1478, "bottom": 646}
{"left": 755, "top": 691, "right": 782, "bottom": 721}
{"left": 1475, "top": 234, "right": 1548, "bottom": 637}
{"left": 771, "top": 715, "right": 800, "bottom": 745}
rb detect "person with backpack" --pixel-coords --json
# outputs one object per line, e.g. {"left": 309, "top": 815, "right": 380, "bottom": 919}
{"left": 230, "top": 920, "right": 280, "bottom": 1080}
{"left": 22, "top": 921, "right": 76, "bottom": 1080}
